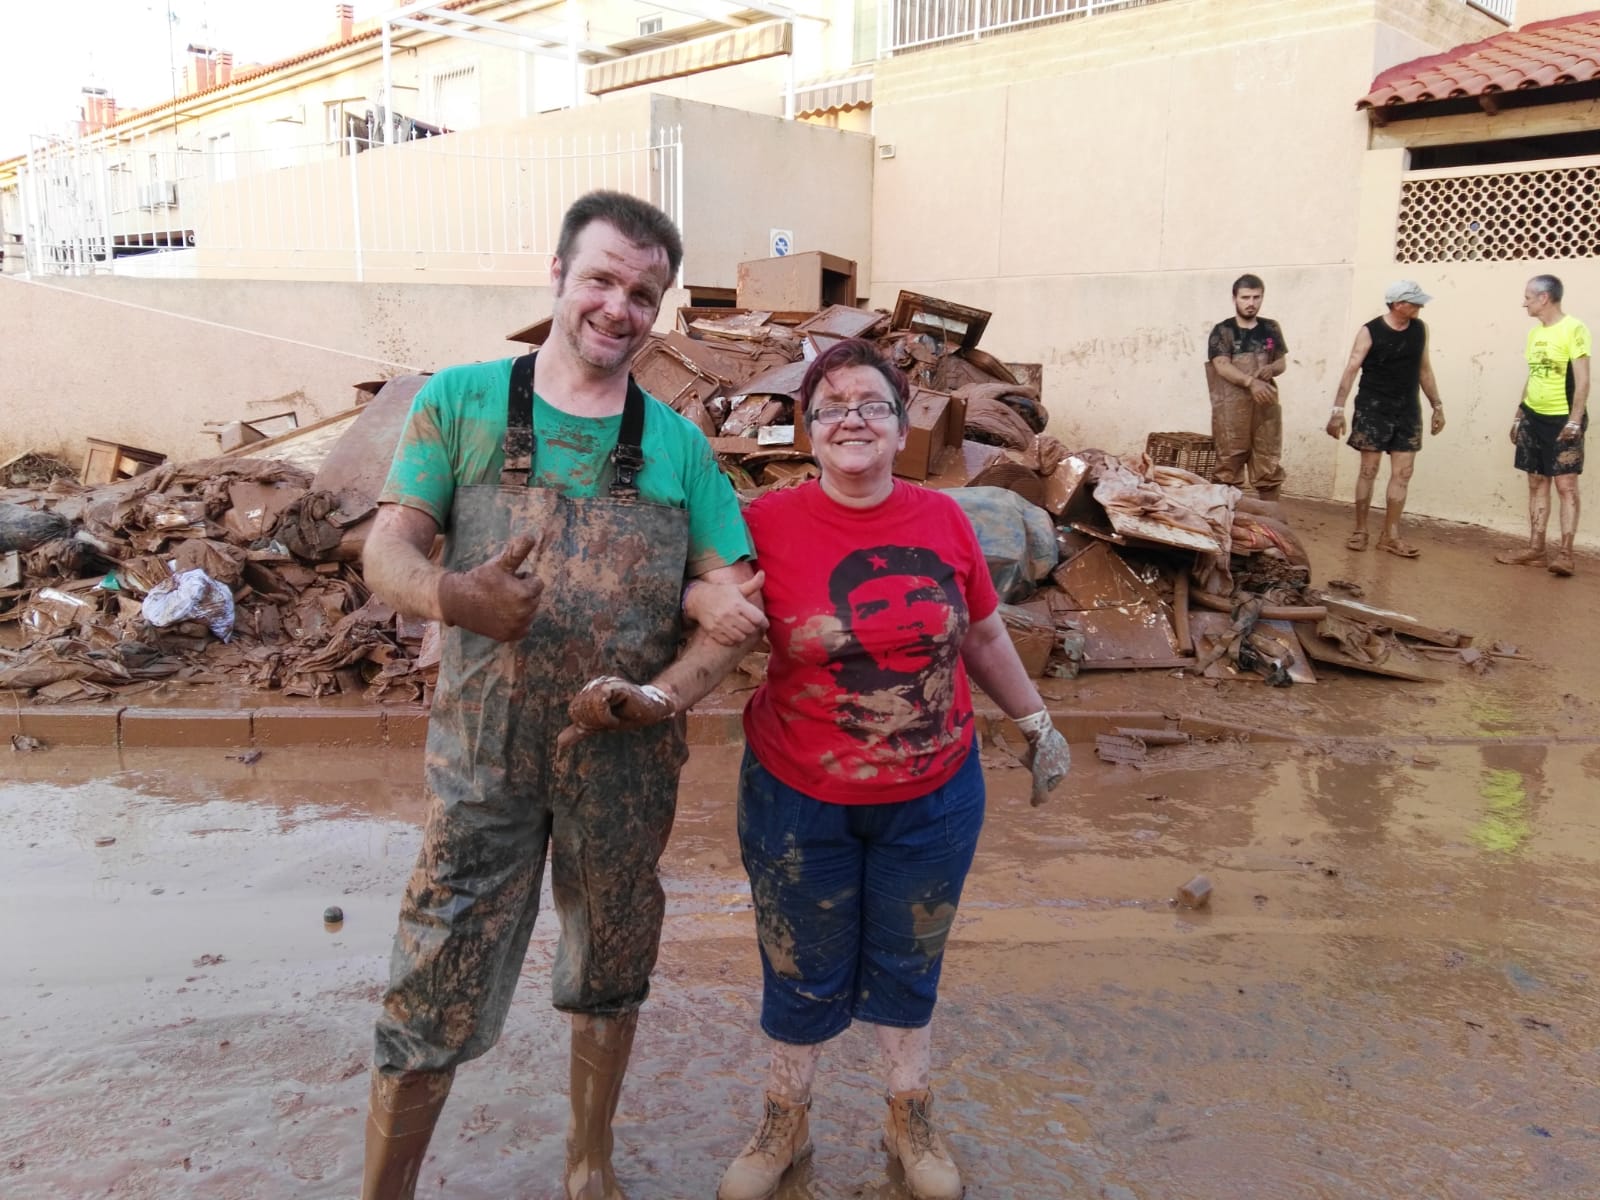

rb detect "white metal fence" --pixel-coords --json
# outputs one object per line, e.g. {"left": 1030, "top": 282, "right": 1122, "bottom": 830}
{"left": 1469, "top": 0, "right": 1516, "bottom": 22}
{"left": 878, "top": 0, "right": 1515, "bottom": 55}
{"left": 20, "top": 125, "right": 685, "bottom": 283}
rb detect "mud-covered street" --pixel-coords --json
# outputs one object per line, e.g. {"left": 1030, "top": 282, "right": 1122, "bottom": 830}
{"left": 4, "top": 725, "right": 1598, "bottom": 1199}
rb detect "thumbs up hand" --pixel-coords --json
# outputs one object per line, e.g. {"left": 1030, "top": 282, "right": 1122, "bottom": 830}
{"left": 437, "top": 528, "right": 552, "bottom": 642}
{"left": 682, "top": 568, "right": 768, "bottom": 647}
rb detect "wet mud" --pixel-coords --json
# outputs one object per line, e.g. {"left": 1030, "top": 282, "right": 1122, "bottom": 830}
{"left": 4, "top": 731, "right": 1598, "bottom": 1199}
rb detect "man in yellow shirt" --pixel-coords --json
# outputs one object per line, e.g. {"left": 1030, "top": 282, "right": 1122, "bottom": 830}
{"left": 1496, "top": 274, "right": 1590, "bottom": 577}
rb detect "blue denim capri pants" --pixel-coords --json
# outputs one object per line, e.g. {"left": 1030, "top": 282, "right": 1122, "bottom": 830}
{"left": 736, "top": 742, "right": 986, "bottom": 1045}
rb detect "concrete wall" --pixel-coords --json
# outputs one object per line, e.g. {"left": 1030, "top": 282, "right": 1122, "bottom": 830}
{"left": 0, "top": 274, "right": 688, "bottom": 465}
{"left": 662, "top": 96, "right": 875, "bottom": 289}
{"left": 867, "top": 0, "right": 1506, "bottom": 509}
{"left": 1514, "top": 0, "right": 1596, "bottom": 26}
{"left": 190, "top": 92, "right": 660, "bottom": 285}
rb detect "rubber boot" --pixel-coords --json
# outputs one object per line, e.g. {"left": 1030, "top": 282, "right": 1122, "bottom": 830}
{"left": 565, "top": 1011, "right": 638, "bottom": 1200}
{"left": 716, "top": 1092, "right": 813, "bottom": 1200}
{"left": 1254, "top": 486, "right": 1281, "bottom": 504}
{"left": 1495, "top": 538, "right": 1547, "bottom": 567}
{"left": 1549, "top": 537, "right": 1576, "bottom": 577}
{"left": 361, "top": 1067, "right": 455, "bottom": 1200}
{"left": 883, "top": 1089, "right": 963, "bottom": 1200}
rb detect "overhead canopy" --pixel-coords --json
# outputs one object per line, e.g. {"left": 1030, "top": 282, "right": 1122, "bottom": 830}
{"left": 586, "top": 20, "right": 792, "bottom": 95}
{"left": 1358, "top": 10, "right": 1600, "bottom": 117}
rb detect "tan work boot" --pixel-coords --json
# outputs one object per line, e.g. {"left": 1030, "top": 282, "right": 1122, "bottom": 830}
{"left": 883, "top": 1089, "right": 963, "bottom": 1200}
{"left": 1549, "top": 540, "right": 1577, "bottom": 577}
{"left": 565, "top": 1012, "right": 638, "bottom": 1200}
{"left": 716, "top": 1092, "right": 813, "bottom": 1200}
{"left": 361, "top": 1067, "right": 455, "bottom": 1200}
{"left": 1495, "top": 540, "right": 1547, "bottom": 567}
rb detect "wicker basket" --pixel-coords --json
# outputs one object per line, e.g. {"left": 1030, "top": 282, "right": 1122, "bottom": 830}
{"left": 1145, "top": 431, "right": 1218, "bottom": 481}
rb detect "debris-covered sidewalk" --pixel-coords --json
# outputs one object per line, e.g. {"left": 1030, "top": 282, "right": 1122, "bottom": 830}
{"left": 0, "top": 264, "right": 1527, "bottom": 715}
{"left": 0, "top": 428, "right": 436, "bottom": 705}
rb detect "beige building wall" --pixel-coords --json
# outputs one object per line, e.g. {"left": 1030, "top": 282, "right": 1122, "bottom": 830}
{"left": 1347, "top": 141, "right": 1600, "bottom": 548}
{"left": 1514, "top": 0, "right": 1597, "bottom": 26}
{"left": 0, "top": 273, "right": 687, "bottom": 464}
{"left": 868, "top": 0, "right": 1504, "bottom": 506}
{"left": 663, "top": 96, "right": 874, "bottom": 289}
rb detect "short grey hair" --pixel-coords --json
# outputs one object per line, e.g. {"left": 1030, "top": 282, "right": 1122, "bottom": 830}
{"left": 1529, "top": 274, "right": 1564, "bottom": 304}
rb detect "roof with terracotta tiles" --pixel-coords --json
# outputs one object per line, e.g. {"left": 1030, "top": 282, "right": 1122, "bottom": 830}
{"left": 1358, "top": 9, "right": 1600, "bottom": 111}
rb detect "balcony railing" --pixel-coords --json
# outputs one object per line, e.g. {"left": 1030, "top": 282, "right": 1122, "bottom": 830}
{"left": 879, "top": 0, "right": 1160, "bottom": 56}
{"left": 879, "top": 0, "right": 1515, "bottom": 57}
{"left": 1469, "top": 0, "right": 1516, "bottom": 22}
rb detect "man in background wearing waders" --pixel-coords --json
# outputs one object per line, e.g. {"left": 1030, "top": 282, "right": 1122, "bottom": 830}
{"left": 1327, "top": 280, "right": 1446, "bottom": 559}
{"left": 1495, "top": 274, "right": 1590, "bottom": 577}
{"left": 1206, "top": 274, "right": 1289, "bottom": 500}
{"left": 357, "top": 191, "right": 765, "bottom": 1200}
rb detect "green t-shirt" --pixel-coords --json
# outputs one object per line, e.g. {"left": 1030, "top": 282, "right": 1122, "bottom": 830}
{"left": 379, "top": 358, "right": 752, "bottom": 577}
{"left": 1524, "top": 315, "right": 1592, "bottom": 417}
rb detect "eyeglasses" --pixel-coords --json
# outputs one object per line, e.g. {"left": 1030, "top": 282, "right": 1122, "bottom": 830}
{"left": 809, "top": 400, "right": 898, "bottom": 425}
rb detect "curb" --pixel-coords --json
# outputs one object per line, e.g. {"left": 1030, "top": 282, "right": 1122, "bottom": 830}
{"left": 11, "top": 702, "right": 1596, "bottom": 751}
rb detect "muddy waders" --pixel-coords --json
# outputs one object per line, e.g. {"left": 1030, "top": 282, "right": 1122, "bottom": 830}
{"left": 362, "top": 355, "right": 690, "bottom": 1200}
{"left": 1207, "top": 345, "right": 1285, "bottom": 498}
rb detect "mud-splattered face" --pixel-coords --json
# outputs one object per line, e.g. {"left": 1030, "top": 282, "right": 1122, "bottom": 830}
{"left": 551, "top": 220, "right": 671, "bottom": 374}
{"left": 846, "top": 572, "right": 958, "bottom": 674}
{"left": 1233, "top": 287, "right": 1263, "bottom": 322}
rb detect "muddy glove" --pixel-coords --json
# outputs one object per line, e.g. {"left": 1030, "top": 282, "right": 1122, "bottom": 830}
{"left": 556, "top": 675, "right": 677, "bottom": 751}
{"left": 1014, "top": 709, "right": 1071, "bottom": 808}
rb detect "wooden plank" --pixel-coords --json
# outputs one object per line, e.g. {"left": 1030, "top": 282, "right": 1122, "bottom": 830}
{"left": 1317, "top": 594, "right": 1472, "bottom": 647}
{"left": 1295, "top": 624, "right": 1439, "bottom": 682}
{"left": 1370, "top": 98, "right": 1600, "bottom": 151}
{"left": 1079, "top": 656, "right": 1195, "bottom": 671}
{"left": 1105, "top": 509, "right": 1222, "bottom": 554}
{"left": 1172, "top": 571, "right": 1192, "bottom": 654}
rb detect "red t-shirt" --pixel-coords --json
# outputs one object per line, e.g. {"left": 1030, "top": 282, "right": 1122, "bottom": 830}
{"left": 742, "top": 480, "right": 1000, "bottom": 805}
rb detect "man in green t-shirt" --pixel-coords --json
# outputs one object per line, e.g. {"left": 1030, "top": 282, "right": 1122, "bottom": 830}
{"left": 1496, "top": 273, "right": 1591, "bottom": 577}
{"left": 357, "top": 192, "right": 766, "bottom": 1200}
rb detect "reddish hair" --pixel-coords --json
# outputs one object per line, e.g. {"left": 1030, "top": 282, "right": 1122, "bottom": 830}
{"left": 798, "top": 338, "right": 910, "bottom": 426}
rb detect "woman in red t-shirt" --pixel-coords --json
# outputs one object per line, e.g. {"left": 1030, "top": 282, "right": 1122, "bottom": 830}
{"left": 691, "top": 339, "right": 1072, "bottom": 1200}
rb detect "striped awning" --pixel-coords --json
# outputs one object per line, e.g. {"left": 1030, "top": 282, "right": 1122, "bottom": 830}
{"left": 793, "top": 73, "right": 873, "bottom": 118}
{"left": 587, "top": 20, "right": 792, "bottom": 96}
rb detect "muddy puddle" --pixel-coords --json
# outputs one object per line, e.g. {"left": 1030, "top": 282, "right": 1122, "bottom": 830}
{"left": 4, "top": 740, "right": 1599, "bottom": 1199}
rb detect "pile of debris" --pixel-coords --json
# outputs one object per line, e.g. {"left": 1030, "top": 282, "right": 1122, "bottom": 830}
{"left": 606, "top": 274, "right": 1496, "bottom": 691}
{"left": 614, "top": 289, "right": 1055, "bottom": 494}
{"left": 0, "top": 257, "right": 1509, "bottom": 710}
{"left": 0, "top": 440, "right": 437, "bottom": 705}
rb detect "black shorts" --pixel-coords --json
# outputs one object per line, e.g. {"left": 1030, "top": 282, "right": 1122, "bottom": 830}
{"left": 1347, "top": 394, "right": 1422, "bottom": 454}
{"left": 1514, "top": 406, "right": 1586, "bottom": 477}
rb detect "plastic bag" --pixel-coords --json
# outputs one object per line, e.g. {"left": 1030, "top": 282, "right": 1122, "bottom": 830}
{"left": 141, "top": 568, "right": 236, "bottom": 642}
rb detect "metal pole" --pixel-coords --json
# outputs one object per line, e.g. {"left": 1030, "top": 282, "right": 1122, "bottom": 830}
{"left": 382, "top": 22, "right": 395, "bottom": 146}
{"left": 21, "top": 142, "right": 37, "bottom": 275}
{"left": 348, "top": 133, "right": 364, "bottom": 281}
{"left": 567, "top": 0, "right": 582, "bottom": 107}
{"left": 784, "top": 22, "right": 796, "bottom": 120}
{"left": 673, "top": 129, "right": 683, "bottom": 288}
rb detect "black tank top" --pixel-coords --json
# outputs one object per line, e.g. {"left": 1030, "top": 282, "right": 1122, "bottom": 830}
{"left": 1357, "top": 316, "right": 1425, "bottom": 404}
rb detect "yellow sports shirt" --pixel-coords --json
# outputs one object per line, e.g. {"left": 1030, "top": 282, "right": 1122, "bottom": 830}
{"left": 1524, "top": 315, "right": 1592, "bottom": 416}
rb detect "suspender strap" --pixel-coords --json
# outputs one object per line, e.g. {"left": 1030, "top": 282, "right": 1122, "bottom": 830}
{"left": 612, "top": 376, "right": 647, "bottom": 499}
{"left": 503, "top": 351, "right": 648, "bottom": 499}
